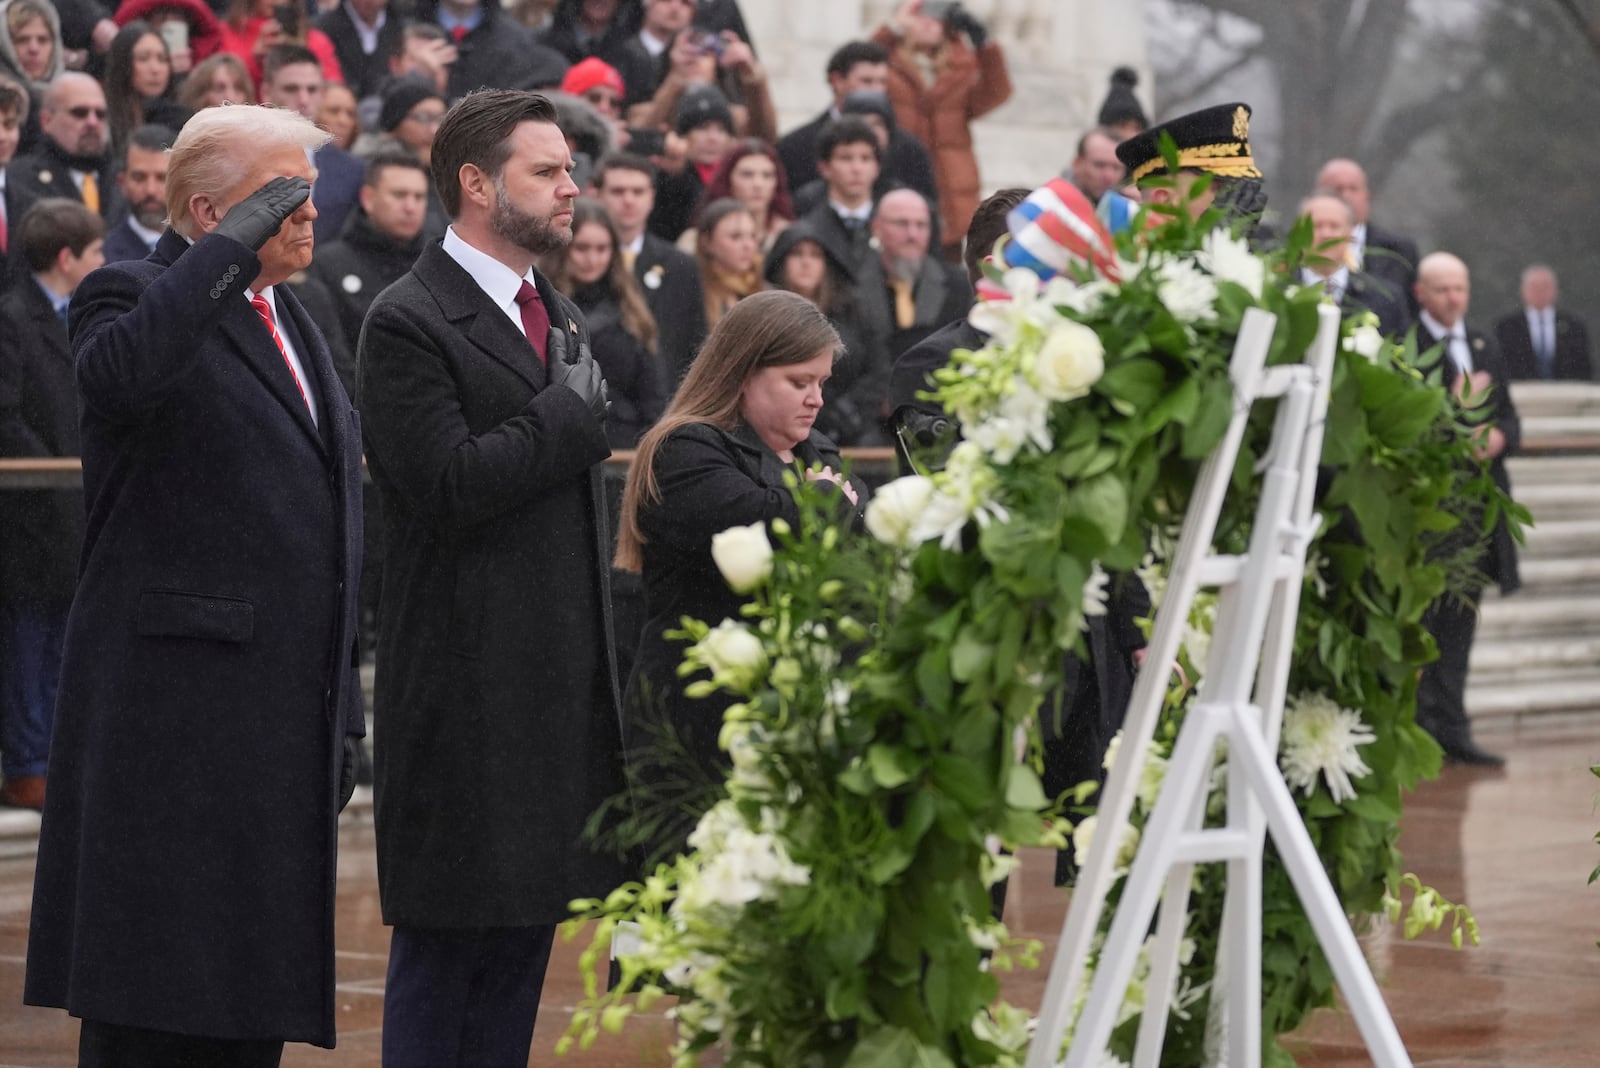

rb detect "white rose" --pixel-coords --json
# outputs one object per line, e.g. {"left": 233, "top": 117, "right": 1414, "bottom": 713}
{"left": 1033, "top": 319, "right": 1105, "bottom": 401}
{"left": 865, "top": 475, "right": 936, "bottom": 548}
{"left": 1343, "top": 323, "right": 1384, "bottom": 362}
{"left": 710, "top": 521, "right": 772, "bottom": 593}
{"left": 699, "top": 620, "right": 766, "bottom": 688}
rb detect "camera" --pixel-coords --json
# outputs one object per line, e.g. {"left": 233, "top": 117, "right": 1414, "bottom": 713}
{"left": 694, "top": 32, "right": 725, "bottom": 59}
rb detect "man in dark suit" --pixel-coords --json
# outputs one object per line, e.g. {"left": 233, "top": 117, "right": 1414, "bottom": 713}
{"left": 315, "top": 0, "right": 403, "bottom": 100}
{"left": 596, "top": 150, "right": 707, "bottom": 381}
{"left": 8, "top": 73, "right": 120, "bottom": 223}
{"left": 0, "top": 198, "right": 102, "bottom": 811}
{"left": 798, "top": 115, "right": 882, "bottom": 277}
{"left": 859, "top": 188, "right": 971, "bottom": 369}
{"left": 1413, "top": 251, "right": 1520, "bottom": 767}
{"left": 1299, "top": 191, "right": 1410, "bottom": 338}
{"left": 1494, "top": 264, "right": 1593, "bottom": 381}
{"left": 263, "top": 45, "right": 365, "bottom": 245}
{"left": 778, "top": 41, "right": 937, "bottom": 206}
{"left": 1317, "top": 157, "right": 1420, "bottom": 317}
{"left": 414, "top": 0, "right": 569, "bottom": 98}
{"left": 101, "top": 124, "right": 170, "bottom": 263}
{"left": 24, "top": 104, "right": 364, "bottom": 1064}
{"left": 359, "top": 89, "right": 624, "bottom": 1068}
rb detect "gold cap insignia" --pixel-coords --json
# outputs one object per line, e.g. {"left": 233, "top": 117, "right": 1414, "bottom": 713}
{"left": 1232, "top": 106, "right": 1249, "bottom": 141}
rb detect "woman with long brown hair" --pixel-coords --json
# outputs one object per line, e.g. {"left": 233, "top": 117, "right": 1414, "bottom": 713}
{"left": 616, "top": 290, "right": 867, "bottom": 850}
{"left": 693, "top": 195, "right": 760, "bottom": 331}
{"left": 103, "top": 21, "right": 191, "bottom": 153}
{"left": 546, "top": 197, "right": 669, "bottom": 450}
{"left": 681, "top": 138, "right": 793, "bottom": 255}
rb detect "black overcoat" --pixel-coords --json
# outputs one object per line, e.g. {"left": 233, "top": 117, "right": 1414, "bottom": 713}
{"left": 625, "top": 422, "right": 867, "bottom": 787}
{"left": 24, "top": 229, "right": 365, "bottom": 1046}
{"left": 360, "top": 241, "right": 629, "bottom": 928}
{"left": 0, "top": 279, "right": 83, "bottom": 610}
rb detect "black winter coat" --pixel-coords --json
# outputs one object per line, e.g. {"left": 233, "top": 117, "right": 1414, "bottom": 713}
{"left": 24, "top": 229, "right": 365, "bottom": 1046}
{"left": 310, "top": 208, "right": 426, "bottom": 359}
{"left": 569, "top": 281, "right": 670, "bottom": 449}
{"left": 360, "top": 242, "right": 629, "bottom": 927}
{"left": 0, "top": 279, "right": 82, "bottom": 610}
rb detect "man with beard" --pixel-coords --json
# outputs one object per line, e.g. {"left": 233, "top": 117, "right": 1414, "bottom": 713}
{"left": 358, "top": 89, "right": 624, "bottom": 1067}
{"left": 9, "top": 73, "right": 120, "bottom": 222}
{"left": 101, "top": 124, "right": 170, "bottom": 262}
{"left": 863, "top": 188, "right": 970, "bottom": 361}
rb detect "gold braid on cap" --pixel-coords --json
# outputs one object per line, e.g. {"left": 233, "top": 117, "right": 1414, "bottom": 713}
{"left": 1130, "top": 142, "right": 1262, "bottom": 182}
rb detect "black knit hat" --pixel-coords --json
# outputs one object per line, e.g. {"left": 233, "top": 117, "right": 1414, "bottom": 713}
{"left": 1115, "top": 102, "right": 1262, "bottom": 183}
{"left": 675, "top": 84, "right": 734, "bottom": 136}
{"left": 380, "top": 76, "right": 445, "bottom": 133}
{"left": 1096, "top": 67, "right": 1148, "bottom": 131}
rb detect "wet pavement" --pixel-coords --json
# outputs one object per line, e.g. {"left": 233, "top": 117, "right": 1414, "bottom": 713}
{"left": 1, "top": 720, "right": 1596, "bottom": 1066}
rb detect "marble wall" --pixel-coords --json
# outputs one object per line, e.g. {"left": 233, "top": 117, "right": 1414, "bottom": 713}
{"left": 743, "top": 0, "right": 1150, "bottom": 195}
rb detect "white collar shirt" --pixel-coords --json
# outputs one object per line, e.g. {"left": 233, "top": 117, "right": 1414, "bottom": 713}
{"left": 442, "top": 224, "right": 540, "bottom": 335}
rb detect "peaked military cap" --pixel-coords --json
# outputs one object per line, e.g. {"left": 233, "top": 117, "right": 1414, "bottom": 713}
{"left": 1115, "top": 102, "right": 1261, "bottom": 183}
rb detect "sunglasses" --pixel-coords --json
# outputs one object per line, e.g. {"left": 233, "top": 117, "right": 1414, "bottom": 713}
{"left": 67, "top": 105, "right": 108, "bottom": 120}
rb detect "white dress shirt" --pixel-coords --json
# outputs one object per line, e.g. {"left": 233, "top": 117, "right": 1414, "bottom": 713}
{"left": 1525, "top": 305, "right": 1556, "bottom": 362}
{"left": 441, "top": 225, "right": 539, "bottom": 335}
{"left": 1420, "top": 310, "right": 1472, "bottom": 375}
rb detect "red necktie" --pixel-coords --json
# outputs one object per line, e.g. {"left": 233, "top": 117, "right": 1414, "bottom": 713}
{"left": 0, "top": 206, "right": 7, "bottom": 253}
{"left": 251, "top": 294, "right": 312, "bottom": 413}
{"left": 450, "top": 24, "right": 468, "bottom": 43}
{"left": 515, "top": 280, "right": 549, "bottom": 364}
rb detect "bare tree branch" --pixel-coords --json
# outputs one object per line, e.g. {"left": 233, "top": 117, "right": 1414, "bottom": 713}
{"left": 1546, "top": 0, "right": 1600, "bottom": 62}
{"left": 1163, "top": 45, "right": 1267, "bottom": 110}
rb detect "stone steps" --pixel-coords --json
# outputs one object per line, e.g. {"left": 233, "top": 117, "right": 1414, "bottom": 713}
{"left": 1516, "top": 482, "right": 1600, "bottom": 521}
{"left": 1506, "top": 455, "right": 1600, "bottom": 486}
{"left": 1492, "top": 556, "right": 1600, "bottom": 594}
{"left": 1476, "top": 595, "right": 1600, "bottom": 641}
{"left": 1514, "top": 518, "right": 1600, "bottom": 559}
{"left": 1467, "top": 671, "right": 1600, "bottom": 723}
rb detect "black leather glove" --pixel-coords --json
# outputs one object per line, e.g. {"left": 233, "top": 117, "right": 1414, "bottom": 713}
{"left": 339, "top": 735, "right": 359, "bottom": 811}
{"left": 1212, "top": 177, "right": 1268, "bottom": 229}
{"left": 548, "top": 326, "right": 609, "bottom": 422}
{"left": 946, "top": 3, "right": 988, "bottom": 48}
{"left": 213, "top": 175, "right": 311, "bottom": 252}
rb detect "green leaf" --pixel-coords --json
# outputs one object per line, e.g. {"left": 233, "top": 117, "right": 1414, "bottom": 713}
{"left": 1182, "top": 375, "right": 1234, "bottom": 458}
{"left": 868, "top": 743, "right": 922, "bottom": 789}
{"left": 1095, "top": 356, "right": 1168, "bottom": 409}
{"left": 932, "top": 753, "right": 995, "bottom": 811}
{"left": 950, "top": 627, "right": 992, "bottom": 683}
{"left": 842, "top": 1026, "right": 956, "bottom": 1068}
{"left": 1004, "top": 764, "right": 1049, "bottom": 810}
{"left": 1063, "top": 472, "right": 1129, "bottom": 546}
{"left": 917, "top": 648, "right": 953, "bottom": 709}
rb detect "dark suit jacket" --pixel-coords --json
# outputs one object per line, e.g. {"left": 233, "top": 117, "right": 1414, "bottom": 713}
{"left": 24, "top": 228, "right": 364, "bottom": 1047}
{"left": 311, "top": 142, "right": 365, "bottom": 247}
{"left": 1493, "top": 307, "right": 1593, "bottom": 381}
{"left": 315, "top": 3, "right": 404, "bottom": 99}
{"left": 799, "top": 200, "right": 874, "bottom": 280}
{"left": 414, "top": 0, "right": 570, "bottom": 97}
{"left": 1362, "top": 221, "right": 1418, "bottom": 317}
{"left": 0, "top": 177, "right": 36, "bottom": 293}
{"left": 101, "top": 217, "right": 157, "bottom": 263}
{"left": 858, "top": 252, "right": 974, "bottom": 365}
{"left": 360, "top": 241, "right": 627, "bottom": 927}
{"left": 1331, "top": 270, "right": 1411, "bottom": 340}
{"left": 0, "top": 278, "right": 82, "bottom": 609}
{"left": 8, "top": 137, "right": 121, "bottom": 221}
{"left": 634, "top": 230, "right": 707, "bottom": 382}
{"left": 1415, "top": 320, "right": 1521, "bottom": 595}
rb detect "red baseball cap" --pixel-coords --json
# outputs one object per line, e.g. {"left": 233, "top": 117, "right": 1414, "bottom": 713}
{"left": 562, "top": 58, "right": 626, "bottom": 99}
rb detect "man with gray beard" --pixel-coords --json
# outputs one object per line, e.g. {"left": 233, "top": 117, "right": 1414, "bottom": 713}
{"left": 358, "top": 89, "right": 624, "bottom": 1066}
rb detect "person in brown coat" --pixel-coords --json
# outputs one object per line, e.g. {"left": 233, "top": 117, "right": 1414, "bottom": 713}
{"left": 872, "top": 0, "right": 1010, "bottom": 260}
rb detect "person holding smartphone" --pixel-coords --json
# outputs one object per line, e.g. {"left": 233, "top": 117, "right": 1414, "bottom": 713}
{"left": 874, "top": 0, "right": 1011, "bottom": 261}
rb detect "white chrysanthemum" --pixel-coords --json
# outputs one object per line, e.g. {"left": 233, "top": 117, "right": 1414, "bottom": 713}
{"left": 1280, "top": 691, "right": 1377, "bottom": 804}
{"left": 1099, "top": 730, "right": 1167, "bottom": 811}
{"left": 865, "top": 474, "right": 936, "bottom": 547}
{"left": 999, "top": 376, "right": 1052, "bottom": 449}
{"left": 1200, "top": 229, "right": 1265, "bottom": 299}
{"left": 968, "top": 416, "right": 1030, "bottom": 464}
{"left": 1154, "top": 256, "right": 1219, "bottom": 323}
{"left": 912, "top": 441, "right": 1007, "bottom": 549}
{"left": 1343, "top": 322, "right": 1384, "bottom": 361}
{"left": 1057, "top": 278, "right": 1116, "bottom": 317}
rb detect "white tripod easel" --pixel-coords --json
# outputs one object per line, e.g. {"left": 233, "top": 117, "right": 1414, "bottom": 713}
{"left": 1026, "top": 304, "right": 1413, "bottom": 1068}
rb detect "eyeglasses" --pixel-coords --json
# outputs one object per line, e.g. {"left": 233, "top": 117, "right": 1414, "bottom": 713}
{"left": 406, "top": 110, "right": 445, "bottom": 126}
{"left": 66, "top": 105, "right": 108, "bottom": 120}
{"left": 583, "top": 90, "right": 621, "bottom": 109}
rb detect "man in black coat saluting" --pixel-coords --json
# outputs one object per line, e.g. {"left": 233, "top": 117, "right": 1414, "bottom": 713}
{"left": 24, "top": 104, "right": 366, "bottom": 1065}
{"left": 358, "top": 89, "right": 625, "bottom": 1068}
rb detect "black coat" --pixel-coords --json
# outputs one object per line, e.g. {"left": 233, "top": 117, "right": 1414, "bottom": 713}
{"left": 1415, "top": 320, "right": 1521, "bottom": 595}
{"left": 309, "top": 208, "right": 425, "bottom": 358}
{"left": 1362, "top": 222, "right": 1419, "bottom": 318}
{"left": 0, "top": 278, "right": 82, "bottom": 610}
{"left": 648, "top": 161, "right": 705, "bottom": 244}
{"left": 8, "top": 136, "right": 122, "bottom": 221}
{"left": 0, "top": 179, "right": 34, "bottom": 292}
{"left": 1493, "top": 307, "right": 1593, "bottom": 382}
{"left": 1341, "top": 270, "right": 1411, "bottom": 341}
{"left": 360, "top": 241, "right": 628, "bottom": 927}
{"left": 858, "top": 251, "right": 973, "bottom": 398}
{"left": 101, "top": 217, "right": 157, "bottom": 263}
{"left": 890, "top": 315, "right": 984, "bottom": 427}
{"left": 414, "top": 0, "right": 570, "bottom": 97}
{"left": 625, "top": 422, "right": 866, "bottom": 812}
{"left": 569, "top": 281, "right": 670, "bottom": 449}
{"left": 24, "top": 229, "right": 365, "bottom": 1046}
{"left": 634, "top": 230, "right": 707, "bottom": 382}
{"left": 315, "top": 3, "right": 404, "bottom": 99}
{"left": 537, "top": 0, "right": 641, "bottom": 64}
{"left": 778, "top": 110, "right": 938, "bottom": 210}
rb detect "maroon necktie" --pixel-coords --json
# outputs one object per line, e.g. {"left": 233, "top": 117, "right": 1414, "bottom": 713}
{"left": 450, "top": 24, "right": 468, "bottom": 43}
{"left": 515, "top": 280, "right": 549, "bottom": 364}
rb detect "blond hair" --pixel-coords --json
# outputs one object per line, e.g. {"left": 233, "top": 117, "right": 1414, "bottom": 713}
{"left": 166, "top": 104, "right": 329, "bottom": 237}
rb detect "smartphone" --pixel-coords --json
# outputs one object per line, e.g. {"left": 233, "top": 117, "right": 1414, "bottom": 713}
{"left": 626, "top": 127, "right": 666, "bottom": 157}
{"left": 922, "top": 0, "right": 956, "bottom": 19}
{"left": 272, "top": 2, "right": 301, "bottom": 37}
{"left": 158, "top": 19, "right": 188, "bottom": 55}
{"left": 696, "top": 32, "right": 725, "bottom": 59}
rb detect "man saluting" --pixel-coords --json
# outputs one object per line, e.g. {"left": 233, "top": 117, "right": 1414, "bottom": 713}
{"left": 26, "top": 103, "right": 366, "bottom": 1065}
